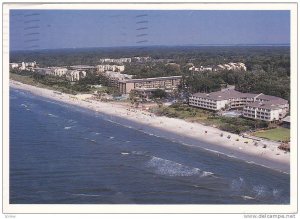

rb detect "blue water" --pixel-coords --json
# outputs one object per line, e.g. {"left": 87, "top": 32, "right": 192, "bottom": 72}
{"left": 9, "top": 88, "right": 290, "bottom": 204}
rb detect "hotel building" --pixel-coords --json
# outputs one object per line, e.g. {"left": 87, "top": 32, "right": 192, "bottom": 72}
{"left": 118, "top": 76, "right": 182, "bottom": 94}
{"left": 189, "top": 90, "right": 288, "bottom": 121}
{"left": 102, "top": 71, "right": 133, "bottom": 87}
{"left": 242, "top": 94, "right": 289, "bottom": 121}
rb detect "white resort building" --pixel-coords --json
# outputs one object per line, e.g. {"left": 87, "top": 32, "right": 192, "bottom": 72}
{"left": 102, "top": 71, "right": 134, "bottom": 87}
{"left": 10, "top": 61, "right": 37, "bottom": 71}
{"left": 189, "top": 62, "right": 247, "bottom": 73}
{"left": 214, "top": 62, "right": 247, "bottom": 71}
{"left": 35, "top": 67, "right": 86, "bottom": 81}
{"left": 118, "top": 76, "right": 182, "bottom": 94}
{"left": 66, "top": 70, "right": 87, "bottom": 82}
{"left": 53, "top": 68, "right": 68, "bottom": 77}
{"left": 189, "top": 90, "right": 289, "bottom": 121}
{"left": 99, "top": 58, "right": 132, "bottom": 64}
{"left": 97, "top": 65, "right": 125, "bottom": 73}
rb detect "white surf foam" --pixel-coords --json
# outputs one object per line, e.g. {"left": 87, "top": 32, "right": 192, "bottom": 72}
{"left": 231, "top": 177, "right": 245, "bottom": 191}
{"left": 70, "top": 193, "right": 102, "bottom": 197}
{"left": 200, "top": 171, "right": 214, "bottom": 177}
{"left": 121, "top": 152, "right": 130, "bottom": 155}
{"left": 252, "top": 185, "right": 268, "bottom": 198}
{"left": 242, "top": 195, "right": 255, "bottom": 200}
{"left": 48, "top": 113, "right": 58, "bottom": 118}
{"left": 146, "top": 156, "right": 212, "bottom": 177}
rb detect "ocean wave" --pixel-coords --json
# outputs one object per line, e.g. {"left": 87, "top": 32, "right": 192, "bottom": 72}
{"left": 83, "top": 138, "right": 97, "bottom": 144}
{"left": 272, "top": 188, "right": 282, "bottom": 198}
{"left": 48, "top": 113, "right": 58, "bottom": 118}
{"left": 131, "top": 151, "right": 148, "bottom": 156}
{"left": 252, "top": 185, "right": 268, "bottom": 198}
{"left": 200, "top": 171, "right": 214, "bottom": 177}
{"left": 64, "top": 126, "right": 73, "bottom": 130}
{"left": 121, "top": 152, "right": 130, "bottom": 155}
{"left": 241, "top": 195, "right": 255, "bottom": 200}
{"left": 68, "top": 119, "right": 77, "bottom": 124}
{"left": 231, "top": 177, "right": 284, "bottom": 201}
{"left": 69, "top": 193, "right": 102, "bottom": 197}
{"left": 146, "top": 156, "right": 212, "bottom": 177}
{"left": 231, "top": 177, "right": 245, "bottom": 191}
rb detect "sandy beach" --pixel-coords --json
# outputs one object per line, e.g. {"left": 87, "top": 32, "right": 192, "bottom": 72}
{"left": 9, "top": 80, "right": 290, "bottom": 173}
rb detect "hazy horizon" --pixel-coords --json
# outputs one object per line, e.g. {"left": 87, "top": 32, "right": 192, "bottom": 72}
{"left": 10, "top": 10, "right": 290, "bottom": 51}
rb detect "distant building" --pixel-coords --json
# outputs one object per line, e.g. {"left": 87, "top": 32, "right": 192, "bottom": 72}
{"left": 35, "top": 67, "right": 86, "bottom": 81}
{"left": 36, "top": 67, "right": 67, "bottom": 76}
{"left": 97, "top": 65, "right": 125, "bottom": 73}
{"left": 99, "top": 58, "right": 131, "bottom": 64}
{"left": 189, "top": 62, "right": 246, "bottom": 73}
{"left": 118, "top": 76, "right": 182, "bottom": 94}
{"left": 35, "top": 67, "right": 53, "bottom": 75}
{"left": 102, "top": 71, "right": 133, "bottom": 87}
{"left": 189, "top": 90, "right": 288, "bottom": 121}
{"left": 9, "top": 63, "right": 20, "bottom": 69}
{"left": 189, "top": 66, "right": 213, "bottom": 72}
{"left": 53, "top": 68, "right": 68, "bottom": 77}
{"left": 24, "top": 61, "right": 37, "bottom": 68}
{"left": 214, "top": 62, "right": 247, "bottom": 71}
{"left": 69, "top": 65, "right": 96, "bottom": 71}
{"left": 10, "top": 61, "right": 36, "bottom": 71}
{"left": 66, "top": 70, "right": 87, "bottom": 81}
{"left": 133, "top": 56, "right": 152, "bottom": 62}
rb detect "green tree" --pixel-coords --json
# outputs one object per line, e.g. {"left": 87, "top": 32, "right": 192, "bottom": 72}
{"left": 152, "top": 89, "right": 167, "bottom": 99}
{"left": 129, "top": 90, "right": 141, "bottom": 108}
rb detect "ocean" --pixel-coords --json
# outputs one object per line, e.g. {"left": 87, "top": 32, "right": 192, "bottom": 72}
{"left": 9, "top": 88, "right": 290, "bottom": 204}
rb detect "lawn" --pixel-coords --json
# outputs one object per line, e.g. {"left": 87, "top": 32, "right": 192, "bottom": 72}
{"left": 252, "top": 127, "right": 290, "bottom": 142}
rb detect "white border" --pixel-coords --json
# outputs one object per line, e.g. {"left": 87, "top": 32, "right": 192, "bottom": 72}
{"left": 2, "top": 2, "right": 298, "bottom": 214}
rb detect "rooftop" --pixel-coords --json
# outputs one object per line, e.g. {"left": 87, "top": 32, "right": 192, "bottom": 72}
{"left": 191, "top": 90, "right": 259, "bottom": 101}
{"left": 121, "top": 76, "right": 182, "bottom": 83}
{"left": 69, "top": 65, "right": 96, "bottom": 69}
{"left": 256, "top": 94, "right": 288, "bottom": 105}
{"left": 282, "top": 116, "right": 290, "bottom": 123}
{"left": 246, "top": 101, "right": 286, "bottom": 110}
{"left": 191, "top": 89, "right": 288, "bottom": 110}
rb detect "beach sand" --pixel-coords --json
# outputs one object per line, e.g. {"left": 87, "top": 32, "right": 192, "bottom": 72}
{"left": 9, "top": 80, "right": 290, "bottom": 173}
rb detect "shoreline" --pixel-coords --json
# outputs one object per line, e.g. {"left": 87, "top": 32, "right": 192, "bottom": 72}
{"left": 9, "top": 80, "right": 290, "bottom": 173}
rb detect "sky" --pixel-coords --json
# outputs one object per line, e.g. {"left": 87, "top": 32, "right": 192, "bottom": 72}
{"left": 10, "top": 10, "right": 290, "bottom": 51}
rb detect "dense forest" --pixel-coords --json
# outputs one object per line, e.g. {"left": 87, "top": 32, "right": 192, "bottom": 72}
{"left": 10, "top": 46, "right": 290, "bottom": 101}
